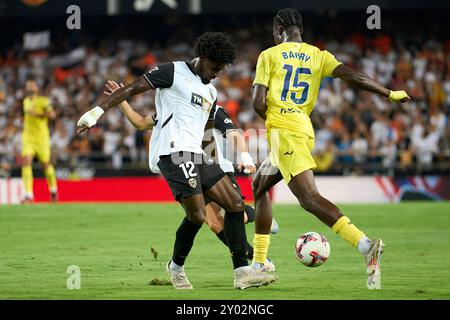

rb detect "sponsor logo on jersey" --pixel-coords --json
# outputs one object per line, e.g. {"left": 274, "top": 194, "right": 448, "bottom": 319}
{"left": 191, "top": 93, "right": 213, "bottom": 114}
{"left": 191, "top": 93, "right": 204, "bottom": 107}
{"left": 224, "top": 118, "right": 233, "bottom": 124}
{"left": 280, "top": 107, "right": 302, "bottom": 114}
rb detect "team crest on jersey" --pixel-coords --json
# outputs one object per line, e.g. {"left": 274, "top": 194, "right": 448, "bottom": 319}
{"left": 188, "top": 178, "right": 197, "bottom": 188}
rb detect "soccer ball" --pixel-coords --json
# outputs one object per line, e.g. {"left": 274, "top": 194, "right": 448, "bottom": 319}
{"left": 295, "top": 231, "right": 330, "bottom": 267}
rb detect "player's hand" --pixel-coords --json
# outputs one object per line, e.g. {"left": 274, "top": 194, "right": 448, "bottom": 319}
{"left": 104, "top": 80, "right": 124, "bottom": 96}
{"left": 238, "top": 152, "right": 256, "bottom": 174}
{"left": 389, "top": 90, "right": 411, "bottom": 103}
{"left": 76, "top": 106, "right": 105, "bottom": 134}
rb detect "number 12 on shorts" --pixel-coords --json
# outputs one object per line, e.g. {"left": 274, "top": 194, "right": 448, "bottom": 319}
{"left": 179, "top": 161, "right": 197, "bottom": 178}
{"left": 281, "top": 64, "right": 311, "bottom": 104}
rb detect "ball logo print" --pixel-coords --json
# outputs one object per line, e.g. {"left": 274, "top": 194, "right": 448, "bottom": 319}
{"left": 295, "top": 232, "right": 330, "bottom": 267}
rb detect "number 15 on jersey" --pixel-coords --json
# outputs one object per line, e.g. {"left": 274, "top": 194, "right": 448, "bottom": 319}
{"left": 281, "top": 64, "right": 311, "bottom": 105}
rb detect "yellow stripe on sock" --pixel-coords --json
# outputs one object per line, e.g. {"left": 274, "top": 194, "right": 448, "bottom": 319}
{"left": 252, "top": 234, "right": 270, "bottom": 264}
{"left": 332, "top": 216, "right": 365, "bottom": 247}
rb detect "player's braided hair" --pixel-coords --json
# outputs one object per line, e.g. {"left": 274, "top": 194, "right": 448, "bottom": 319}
{"left": 273, "top": 8, "right": 303, "bottom": 31}
{"left": 195, "top": 32, "right": 236, "bottom": 65}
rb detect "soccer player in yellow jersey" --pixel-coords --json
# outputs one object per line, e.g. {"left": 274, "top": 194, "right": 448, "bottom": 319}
{"left": 21, "top": 78, "right": 58, "bottom": 203}
{"left": 251, "top": 8, "right": 410, "bottom": 289}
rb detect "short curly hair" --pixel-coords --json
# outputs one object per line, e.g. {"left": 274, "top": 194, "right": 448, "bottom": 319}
{"left": 273, "top": 8, "right": 303, "bottom": 31}
{"left": 195, "top": 32, "right": 236, "bottom": 65}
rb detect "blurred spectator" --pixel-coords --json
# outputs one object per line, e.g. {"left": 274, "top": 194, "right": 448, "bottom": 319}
{"left": 0, "top": 17, "right": 449, "bottom": 175}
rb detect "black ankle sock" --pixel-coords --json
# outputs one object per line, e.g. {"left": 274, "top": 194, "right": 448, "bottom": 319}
{"left": 246, "top": 240, "right": 254, "bottom": 260}
{"left": 217, "top": 229, "right": 253, "bottom": 260}
{"left": 172, "top": 217, "right": 202, "bottom": 266}
{"left": 244, "top": 205, "right": 255, "bottom": 223}
{"left": 224, "top": 211, "right": 248, "bottom": 269}
{"left": 216, "top": 230, "right": 229, "bottom": 247}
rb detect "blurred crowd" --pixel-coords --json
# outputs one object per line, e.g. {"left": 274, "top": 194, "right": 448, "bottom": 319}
{"left": 0, "top": 21, "right": 449, "bottom": 175}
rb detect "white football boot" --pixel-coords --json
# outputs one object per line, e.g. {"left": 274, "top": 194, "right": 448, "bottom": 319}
{"left": 261, "top": 258, "right": 276, "bottom": 272}
{"left": 234, "top": 266, "right": 277, "bottom": 290}
{"left": 365, "top": 239, "right": 385, "bottom": 290}
{"left": 270, "top": 218, "right": 279, "bottom": 234}
{"left": 166, "top": 260, "right": 193, "bottom": 290}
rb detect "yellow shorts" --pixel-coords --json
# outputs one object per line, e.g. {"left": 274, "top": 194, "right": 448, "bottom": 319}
{"left": 268, "top": 128, "right": 316, "bottom": 184}
{"left": 22, "top": 138, "right": 51, "bottom": 163}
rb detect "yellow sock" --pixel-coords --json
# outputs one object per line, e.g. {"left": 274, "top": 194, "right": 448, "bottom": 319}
{"left": 22, "top": 165, "right": 33, "bottom": 196}
{"left": 252, "top": 234, "right": 270, "bottom": 264}
{"left": 44, "top": 165, "right": 57, "bottom": 193}
{"left": 332, "top": 216, "right": 365, "bottom": 247}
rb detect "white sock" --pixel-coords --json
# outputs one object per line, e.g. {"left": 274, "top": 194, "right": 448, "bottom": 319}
{"left": 25, "top": 192, "right": 33, "bottom": 199}
{"left": 357, "top": 236, "right": 372, "bottom": 255}
{"left": 169, "top": 261, "right": 183, "bottom": 272}
{"left": 50, "top": 188, "right": 57, "bottom": 194}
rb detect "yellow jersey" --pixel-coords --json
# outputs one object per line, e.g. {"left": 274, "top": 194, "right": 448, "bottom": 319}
{"left": 23, "top": 95, "right": 53, "bottom": 141}
{"left": 253, "top": 42, "right": 342, "bottom": 137}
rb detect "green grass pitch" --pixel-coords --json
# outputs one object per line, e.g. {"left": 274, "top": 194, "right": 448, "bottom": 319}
{"left": 1, "top": 202, "right": 449, "bottom": 300}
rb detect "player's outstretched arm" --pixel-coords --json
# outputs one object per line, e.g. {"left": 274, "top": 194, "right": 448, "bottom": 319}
{"left": 332, "top": 64, "right": 411, "bottom": 103}
{"left": 76, "top": 75, "right": 152, "bottom": 134}
{"left": 253, "top": 84, "right": 268, "bottom": 120}
{"left": 104, "top": 81, "right": 155, "bottom": 130}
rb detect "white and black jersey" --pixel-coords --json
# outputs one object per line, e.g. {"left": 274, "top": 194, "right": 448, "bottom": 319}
{"left": 144, "top": 61, "right": 217, "bottom": 157}
{"left": 149, "top": 105, "right": 238, "bottom": 174}
{"left": 213, "top": 106, "right": 238, "bottom": 173}
{"left": 144, "top": 61, "right": 225, "bottom": 201}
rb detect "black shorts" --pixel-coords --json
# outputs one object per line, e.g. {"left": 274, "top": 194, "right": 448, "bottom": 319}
{"left": 157, "top": 152, "right": 225, "bottom": 201}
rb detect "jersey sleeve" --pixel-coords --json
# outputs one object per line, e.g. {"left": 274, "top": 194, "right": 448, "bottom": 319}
{"left": 208, "top": 99, "right": 217, "bottom": 121}
{"left": 143, "top": 62, "right": 174, "bottom": 89}
{"left": 253, "top": 50, "right": 270, "bottom": 87}
{"left": 214, "top": 107, "right": 237, "bottom": 137}
{"left": 321, "top": 50, "right": 342, "bottom": 78}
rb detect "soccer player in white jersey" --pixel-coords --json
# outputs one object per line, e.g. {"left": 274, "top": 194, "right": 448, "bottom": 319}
{"left": 77, "top": 32, "right": 276, "bottom": 290}
{"left": 103, "top": 80, "right": 276, "bottom": 272}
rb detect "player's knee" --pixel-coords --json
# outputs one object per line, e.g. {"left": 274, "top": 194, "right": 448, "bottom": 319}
{"left": 22, "top": 158, "right": 32, "bottom": 166}
{"left": 252, "top": 177, "right": 263, "bottom": 199}
{"left": 189, "top": 209, "right": 205, "bottom": 225}
{"left": 229, "top": 197, "right": 245, "bottom": 212}
{"left": 207, "top": 220, "right": 223, "bottom": 234}
{"left": 299, "top": 192, "right": 321, "bottom": 212}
